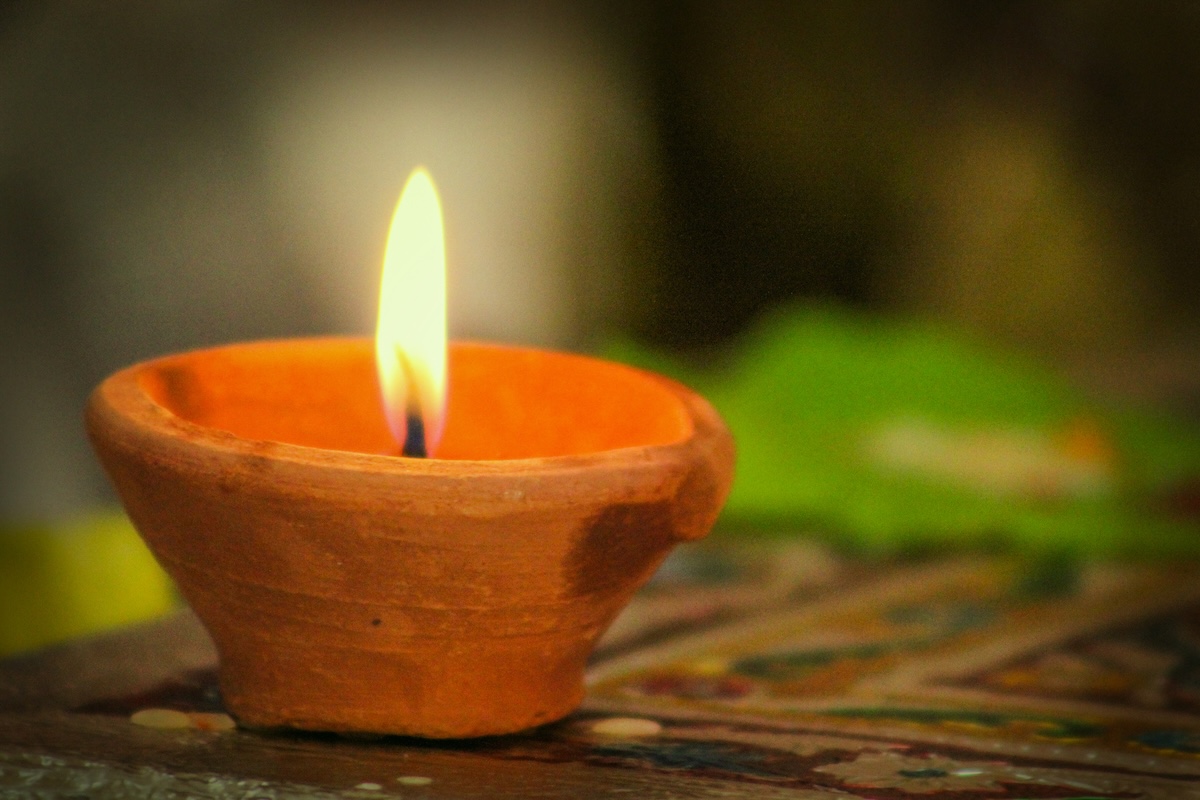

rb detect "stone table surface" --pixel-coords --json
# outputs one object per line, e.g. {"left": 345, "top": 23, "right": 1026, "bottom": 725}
{"left": 5, "top": 539, "right": 1200, "bottom": 799}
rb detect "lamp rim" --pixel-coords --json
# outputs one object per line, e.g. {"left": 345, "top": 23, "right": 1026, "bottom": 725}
{"left": 87, "top": 337, "right": 728, "bottom": 486}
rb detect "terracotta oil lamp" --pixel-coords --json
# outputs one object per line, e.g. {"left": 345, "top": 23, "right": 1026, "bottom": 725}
{"left": 85, "top": 169, "right": 734, "bottom": 738}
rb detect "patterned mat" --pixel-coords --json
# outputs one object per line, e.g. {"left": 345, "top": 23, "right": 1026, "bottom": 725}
{"left": 5, "top": 539, "right": 1200, "bottom": 798}
{"left": 575, "top": 541, "right": 1200, "bottom": 798}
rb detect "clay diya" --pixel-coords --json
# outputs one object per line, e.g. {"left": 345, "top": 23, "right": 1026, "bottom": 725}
{"left": 85, "top": 337, "right": 734, "bottom": 737}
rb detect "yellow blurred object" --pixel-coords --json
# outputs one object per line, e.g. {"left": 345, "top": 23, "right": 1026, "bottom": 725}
{"left": 0, "top": 510, "right": 177, "bottom": 657}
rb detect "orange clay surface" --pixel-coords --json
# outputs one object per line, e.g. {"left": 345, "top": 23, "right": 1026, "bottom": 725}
{"left": 138, "top": 339, "right": 693, "bottom": 459}
{"left": 90, "top": 337, "right": 734, "bottom": 737}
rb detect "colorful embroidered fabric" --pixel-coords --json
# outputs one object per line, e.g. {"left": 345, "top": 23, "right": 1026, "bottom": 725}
{"left": 572, "top": 541, "right": 1200, "bottom": 798}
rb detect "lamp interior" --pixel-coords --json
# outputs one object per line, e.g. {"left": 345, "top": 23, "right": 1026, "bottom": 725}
{"left": 138, "top": 339, "right": 693, "bottom": 459}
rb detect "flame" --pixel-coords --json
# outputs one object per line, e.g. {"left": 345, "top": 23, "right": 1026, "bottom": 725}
{"left": 375, "top": 167, "right": 447, "bottom": 456}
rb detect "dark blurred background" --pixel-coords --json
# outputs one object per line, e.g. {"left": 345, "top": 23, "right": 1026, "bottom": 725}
{"left": 3, "top": 0, "right": 1199, "bottom": 521}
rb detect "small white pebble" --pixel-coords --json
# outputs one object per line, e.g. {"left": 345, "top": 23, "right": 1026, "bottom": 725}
{"left": 396, "top": 776, "right": 433, "bottom": 786}
{"left": 591, "top": 717, "right": 663, "bottom": 737}
{"left": 130, "top": 708, "right": 192, "bottom": 729}
{"left": 355, "top": 783, "right": 382, "bottom": 791}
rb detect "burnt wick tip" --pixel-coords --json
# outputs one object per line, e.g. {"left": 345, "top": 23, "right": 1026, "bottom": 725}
{"left": 402, "top": 412, "right": 427, "bottom": 458}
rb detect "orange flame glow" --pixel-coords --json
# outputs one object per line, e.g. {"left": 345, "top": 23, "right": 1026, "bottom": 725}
{"left": 375, "top": 167, "right": 447, "bottom": 456}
